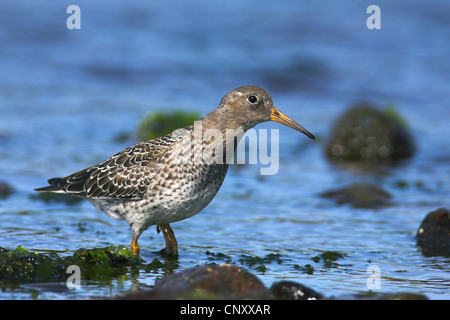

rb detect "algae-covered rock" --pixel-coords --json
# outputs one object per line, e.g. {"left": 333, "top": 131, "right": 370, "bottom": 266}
{"left": 0, "top": 246, "right": 65, "bottom": 283}
{"left": 416, "top": 208, "right": 450, "bottom": 256}
{"left": 0, "top": 245, "right": 145, "bottom": 286}
{"left": 136, "top": 110, "right": 200, "bottom": 141}
{"left": 324, "top": 104, "right": 415, "bottom": 167}
{"left": 320, "top": 182, "right": 392, "bottom": 209}
{"left": 70, "top": 245, "right": 142, "bottom": 266}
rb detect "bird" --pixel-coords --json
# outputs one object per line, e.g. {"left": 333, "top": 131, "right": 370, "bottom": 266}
{"left": 35, "top": 85, "right": 315, "bottom": 256}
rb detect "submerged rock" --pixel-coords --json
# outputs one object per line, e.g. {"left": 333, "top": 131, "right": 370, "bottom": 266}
{"left": 416, "top": 208, "right": 450, "bottom": 256}
{"left": 324, "top": 104, "right": 415, "bottom": 168}
{"left": 320, "top": 182, "right": 392, "bottom": 208}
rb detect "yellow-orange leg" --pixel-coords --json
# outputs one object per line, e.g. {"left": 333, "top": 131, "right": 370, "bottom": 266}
{"left": 157, "top": 224, "right": 178, "bottom": 256}
{"left": 130, "top": 236, "right": 140, "bottom": 255}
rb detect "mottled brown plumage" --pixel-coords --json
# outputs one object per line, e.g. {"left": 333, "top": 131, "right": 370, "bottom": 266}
{"left": 35, "top": 85, "right": 314, "bottom": 256}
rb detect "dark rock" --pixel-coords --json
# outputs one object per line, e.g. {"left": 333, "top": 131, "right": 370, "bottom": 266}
{"left": 270, "top": 281, "right": 323, "bottom": 300}
{"left": 120, "top": 264, "right": 270, "bottom": 299}
{"left": 0, "top": 180, "right": 13, "bottom": 198}
{"left": 416, "top": 208, "right": 450, "bottom": 256}
{"left": 324, "top": 104, "right": 415, "bottom": 168}
{"left": 320, "top": 182, "right": 392, "bottom": 208}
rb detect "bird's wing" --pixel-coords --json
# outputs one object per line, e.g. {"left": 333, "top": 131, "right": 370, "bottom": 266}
{"left": 38, "top": 135, "right": 178, "bottom": 199}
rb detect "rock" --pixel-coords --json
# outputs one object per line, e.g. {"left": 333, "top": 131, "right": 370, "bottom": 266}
{"left": 0, "top": 245, "right": 144, "bottom": 286}
{"left": 0, "top": 246, "right": 65, "bottom": 283}
{"left": 320, "top": 182, "right": 392, "bottom": 208}
{"left": 416, "top": 208, "right": 450, "bottom": 256}
{"left": 270, "top": 281, "right": 323, "bottom": 300}
{"left": 120, "top": 264, "right": 270, "bottom": 299}
{"left": 0, "top": 180, "right": 13, "bottom": 198}
{"left": 324, "top": 104, "right": 415, "bottom": 168}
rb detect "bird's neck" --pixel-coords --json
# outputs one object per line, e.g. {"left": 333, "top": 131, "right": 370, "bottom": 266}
{"left": 192, "top": 108, "right": 249, "bottom": 163}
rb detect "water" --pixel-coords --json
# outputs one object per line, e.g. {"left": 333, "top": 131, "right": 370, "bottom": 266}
{"left": 0, "top": 0, "right": 449, "bottom": 299}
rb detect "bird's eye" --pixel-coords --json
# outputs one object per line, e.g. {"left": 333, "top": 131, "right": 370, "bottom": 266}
{"left": 248, "top": 95, "right": 258, "bottom": 104}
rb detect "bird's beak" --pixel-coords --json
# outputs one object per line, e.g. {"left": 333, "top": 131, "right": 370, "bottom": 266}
{"left": 270, "top": 107, "right": 315, "bottom": 139}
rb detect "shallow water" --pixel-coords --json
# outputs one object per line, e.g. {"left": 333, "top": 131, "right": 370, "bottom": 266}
{"left": 0, "top": 0, "right": 449, "bottom": 299}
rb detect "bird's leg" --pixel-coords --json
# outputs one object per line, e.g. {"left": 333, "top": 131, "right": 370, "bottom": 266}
{"left": 164, "top": 224, "right": 178, "bottom": 255}
{"left": 157, "top": 224, "right": 178, "bottom": 256}
{"left": 130, "top": 231, "right": 140, "bottom": 255}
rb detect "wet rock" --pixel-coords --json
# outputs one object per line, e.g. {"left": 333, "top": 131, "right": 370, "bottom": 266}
{"left": 0, "top": 180, "right": 13, "bottom": 198}
{"left": 121, "top": 264, "right": 270, "bottom": 299}
{"left": 320, "top": 182, "right": 392, "bottom": 208}
{"left": 136, "top": 110, "right": 200, "bottom": 141}
{"left": 324, "top": 104, "right": 415, "bottom": 168}
{"left": 153, "top": 263, "right": 270, "bottom": 299}
{"left": 69, "top": 245, "right": 143, "bottom": 267}
{"left": 416, "top": 208, "right": 450, "bottom": 256}
{"left": 270, "top": 281, "right": 323, "bottom": 300}
{"left": 0, "top": 245, "right": 144, "bottom": 286}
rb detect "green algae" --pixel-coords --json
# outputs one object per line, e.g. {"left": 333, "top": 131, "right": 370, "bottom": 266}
{"left": 205, "top": 250, "right": 233, "bottom": 264}
{"left": 136, "top": 110, "right": 200, "bottom": 141}
{"left": 0, "top": 246, "right": 65, "bottom": 284}
{"left": 0, "top": 245, "right": 175, "bottom": 288}
{"left": 238, "top": 253, "right": 283, "bottom": 273}
{"left": 204, "top": 251, "right": 285, "bottom": 273}
{"left": 311, "top": 251, "right": 345, "bottom": 268}
{"left": 294, "top": 263, "right": 314, "bottom": 275}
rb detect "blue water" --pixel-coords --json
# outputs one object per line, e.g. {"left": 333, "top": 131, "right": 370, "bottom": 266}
{"left": 0, "top": 0, "right": 449, "bottom": 299}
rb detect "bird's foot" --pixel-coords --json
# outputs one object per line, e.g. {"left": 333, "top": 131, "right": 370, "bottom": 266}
{"left": 130, "top": 237, "right": 140, "bottom": 255}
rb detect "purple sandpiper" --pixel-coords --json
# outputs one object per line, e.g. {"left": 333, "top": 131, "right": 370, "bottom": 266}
{"left": 35, "top": 85, "right": 314, "bottom": 256}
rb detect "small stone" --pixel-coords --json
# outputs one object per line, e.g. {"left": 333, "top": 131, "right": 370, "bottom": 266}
{"left": 270, "top": 281, "right": 323, "bottom": 300}
{"left": 416, "top": 208, "right": 450, "bottom": 256}
{"left": 320, "top": 182, "right": 392, "bottom": 209}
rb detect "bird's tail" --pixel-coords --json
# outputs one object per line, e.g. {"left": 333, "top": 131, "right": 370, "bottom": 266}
{"left": 34, "top": 177, "right": 69, "bottom": 193}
